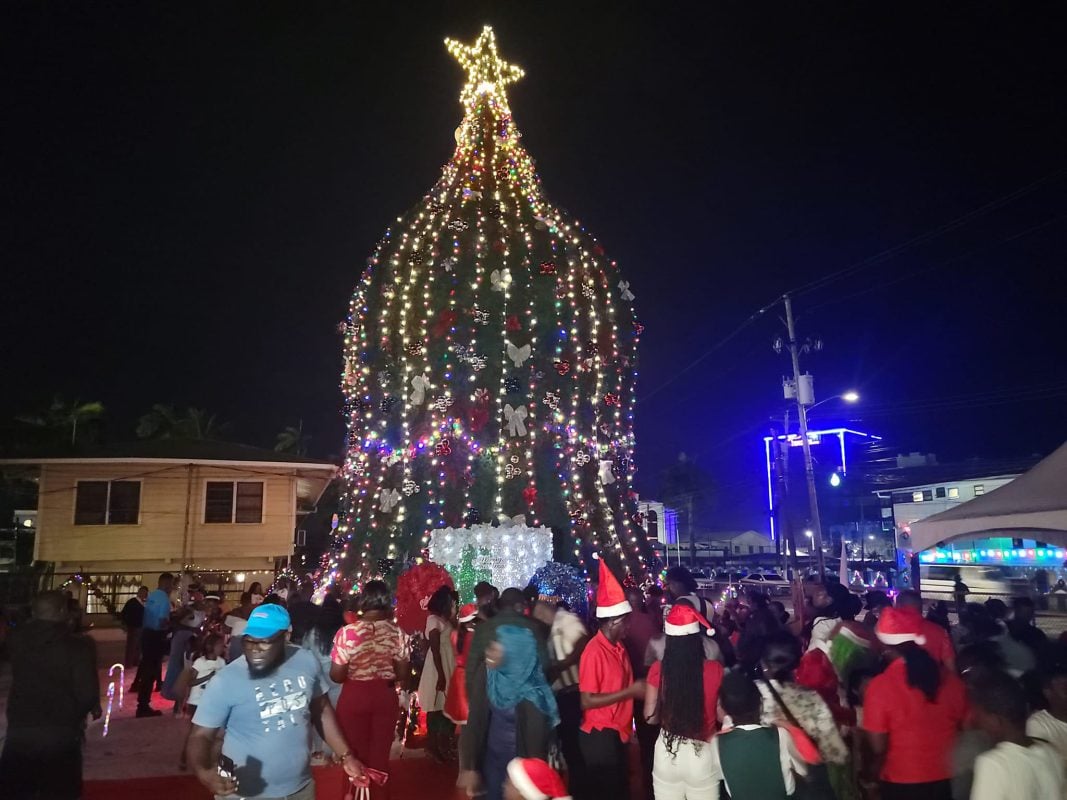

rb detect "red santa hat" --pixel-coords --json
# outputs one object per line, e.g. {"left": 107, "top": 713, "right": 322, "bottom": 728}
{"left": 664, "top": 603, "right": 715, "bottom": 637}
{"left": 458, "top": 603, "right": 478, "bottom": 623}
{"left": 506, "top": 758, "right": 571, "bottom": 800}
{"left": 595, "top": 559, "right": 632, "bottom": 618}
{"left": 875, "top": 606, "right": 927, "bottom": 646}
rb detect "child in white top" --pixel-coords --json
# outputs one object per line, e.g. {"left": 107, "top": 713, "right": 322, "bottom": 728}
{"left": 187, "top": 634, "right": 226, "bottom": 705}
{"left": 178, "top": 634, "right": 226, "bottom": 771}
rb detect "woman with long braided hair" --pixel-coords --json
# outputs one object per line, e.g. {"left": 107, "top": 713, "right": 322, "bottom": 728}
{"left": 644, "top": 604, "right": 724, "bottom": 799}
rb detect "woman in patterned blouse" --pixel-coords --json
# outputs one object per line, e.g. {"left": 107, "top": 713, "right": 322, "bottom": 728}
{"left": 330, "top": 581, "right": 409, "bottom": 799}
{"left": 756, "top": 631, "right": 850, "bottom": 800}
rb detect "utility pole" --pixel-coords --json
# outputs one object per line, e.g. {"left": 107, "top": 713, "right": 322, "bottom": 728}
{"left": 770, "top": 410, "right": 799, "bottom": 580}
{"left": 783, "top": 294, "right": 826, "bottom": 579}
{"left": 687, "top": 494, "right": 695, "bottom": 571}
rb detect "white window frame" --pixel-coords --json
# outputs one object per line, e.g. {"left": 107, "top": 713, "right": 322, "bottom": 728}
{"left": 912, "top": 491, "right": 924, "bottom": 503}
{"left": 73, "top": 479, "right": 143, "bottom": 526}
{"left": 947, "top": 487, "right": 960, "bottom": 499}
{"left": 974, "top": 484, "right": 985, "bottom": 497}
{"left": 202, "top": 479, "right": 265, "bottom": 524}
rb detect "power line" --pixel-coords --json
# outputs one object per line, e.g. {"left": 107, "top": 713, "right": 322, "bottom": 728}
{"left": 637, "top": 170, "right": 1065, "bottom": 404}
{"left": 789, "top": 167, "right": 1067, "bottom": 301}
{"left": 637, "top": 299, "right": 778, "bottom": 403}
{"left": 804, "top": 214, "right": 1067, "bottom": 316}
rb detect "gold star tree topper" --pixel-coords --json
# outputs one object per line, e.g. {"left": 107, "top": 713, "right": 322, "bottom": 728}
{"left": 445, "top": 26, "right": 524, "bottom": 107}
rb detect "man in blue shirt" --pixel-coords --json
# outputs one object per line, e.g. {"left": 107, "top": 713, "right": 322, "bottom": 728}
{"left": 188, "top": 604, "right": 366, "bottom": 799}
{"left": 136, "top": 572, "right": 175, "bottom": 717}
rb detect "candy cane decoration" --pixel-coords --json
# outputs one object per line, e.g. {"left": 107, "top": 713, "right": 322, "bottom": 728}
{"left": 102, "top": 662, "right": 125, "bottom": 737}
{"left": 103, "top": 682, "right": 115, "bottom": 737}
{"left": 109, "top": 662, "right": 125, "bottom": 709}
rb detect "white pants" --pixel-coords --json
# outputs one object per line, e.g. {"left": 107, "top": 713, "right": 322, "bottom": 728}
{"left": 652, "top": 731, "right": 719, "bottom": 800}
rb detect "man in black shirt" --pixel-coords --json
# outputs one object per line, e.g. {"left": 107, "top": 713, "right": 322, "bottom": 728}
{"left": 286, "top": 580, "right": 318, "bottom": 645}
{"left": 121, "top": 585, "right": 148, "bottom": 668}
{"left": 0, "top": 590, "right": 101, "bottom": 799}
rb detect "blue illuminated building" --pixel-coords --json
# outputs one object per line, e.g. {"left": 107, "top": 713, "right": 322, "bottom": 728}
{"left": 762, "top": 427, "right": 883, "bottom": 542}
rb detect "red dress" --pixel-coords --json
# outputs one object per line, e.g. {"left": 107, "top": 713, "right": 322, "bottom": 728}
{"left": 443, "top": 629, "right": 469, "bottom": 724}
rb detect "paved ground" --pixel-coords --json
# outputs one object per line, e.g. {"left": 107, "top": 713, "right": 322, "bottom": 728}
{"left": 0, "top": 626, "right": 438, "bottom": 781}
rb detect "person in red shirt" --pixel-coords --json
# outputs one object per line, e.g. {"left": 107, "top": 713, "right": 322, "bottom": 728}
{"left": 644, "top": 604, "right": 724, "bottom": 800}
{"left": 577, "top": 561, "right": 645, "bottom": 800}
{"left": 896, "top": 590, "right": 956, "bottom": 670}
{"left": 861, "top": 607, "right": 967, "bottom": 800}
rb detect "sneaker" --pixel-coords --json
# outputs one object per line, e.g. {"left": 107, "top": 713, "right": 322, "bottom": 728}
{"left": 136, "top": 707, "right": 163, "bottom": 718}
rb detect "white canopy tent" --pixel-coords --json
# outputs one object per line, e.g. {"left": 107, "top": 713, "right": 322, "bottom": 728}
{"left": 910, "top": 439, "right": 1067, "bottom": 552}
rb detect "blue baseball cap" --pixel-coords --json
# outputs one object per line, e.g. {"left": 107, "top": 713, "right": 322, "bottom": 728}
{"left": 243, "top": 604, "right": 291, "bottom": 639}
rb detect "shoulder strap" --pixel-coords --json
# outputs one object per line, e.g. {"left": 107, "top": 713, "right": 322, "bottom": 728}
{"left": 759, "top": 678, "right": 823, "bottom": 760}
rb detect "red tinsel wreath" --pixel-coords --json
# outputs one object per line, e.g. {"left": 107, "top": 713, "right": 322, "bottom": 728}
{"left": 395, "top": 561, "right": 454, "bottom": 634}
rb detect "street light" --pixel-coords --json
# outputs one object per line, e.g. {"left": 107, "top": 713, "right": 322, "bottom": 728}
{"left": 810, "top": 390, "right": 860, "bottom": 413}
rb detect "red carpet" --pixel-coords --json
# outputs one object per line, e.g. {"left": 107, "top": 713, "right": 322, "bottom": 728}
{"left": 84, "top": 760, "right": 466, "bottom": 800}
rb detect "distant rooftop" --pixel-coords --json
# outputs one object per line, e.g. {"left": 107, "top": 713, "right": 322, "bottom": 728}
{"left": 865, "top": 454, "right": 1044, "bottom": 491}
{"left": 0, "top": 439, "right": 337, "bottom": 467}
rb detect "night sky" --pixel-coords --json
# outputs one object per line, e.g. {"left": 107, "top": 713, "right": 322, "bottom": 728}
{"left": 4, "top": 3, "right": 1066, "bottom": 529}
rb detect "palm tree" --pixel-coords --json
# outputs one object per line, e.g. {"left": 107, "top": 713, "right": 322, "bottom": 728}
{"left": 136, "top": 405, "right": 230, "bottom": 440}
{"left": 275, "top": 420, "right": 310, "bottom": 456}
{"left": 184, "top": 408, "right": 229, "bottom": 440}
{"left": 135, "top": 404, "right": 182, "bottom": 439}
{"left": 17, "top": 396, "right": 105, "bottom": 446}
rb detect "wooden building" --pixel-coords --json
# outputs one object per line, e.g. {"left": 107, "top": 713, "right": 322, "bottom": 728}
{"left": 1, "top": 441, "right": 336, "bottom": 612}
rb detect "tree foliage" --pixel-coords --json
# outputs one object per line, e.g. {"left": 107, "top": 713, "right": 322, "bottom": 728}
{"left": 135, "top": 405, "right": 230, "bottom": 441}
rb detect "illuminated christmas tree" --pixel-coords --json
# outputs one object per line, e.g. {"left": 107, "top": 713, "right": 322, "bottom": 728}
{"left": 332, "top": 27, "right": 652, "bottom": 584}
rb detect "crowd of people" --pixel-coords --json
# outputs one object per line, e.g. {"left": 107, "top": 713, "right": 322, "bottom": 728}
{"left": 5, "top": 562, "right": 1067, "bottom": 800}
{"left": 429, "top": 562, "right": 1067, "bottom": 800}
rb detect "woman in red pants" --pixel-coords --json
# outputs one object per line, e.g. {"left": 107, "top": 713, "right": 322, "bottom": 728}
{"left": 331, "top": 581, "right": 409, "bottom": 799}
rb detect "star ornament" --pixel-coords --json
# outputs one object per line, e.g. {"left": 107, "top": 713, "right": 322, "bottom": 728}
{"left": 445, "top": 26, "right": 524, "bottom": 107}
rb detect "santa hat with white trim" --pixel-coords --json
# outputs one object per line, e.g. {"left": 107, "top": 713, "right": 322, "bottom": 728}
{"left": 875, "top": 606, "right": 927, "bottom": 646}
{"left": 594, "top": 559, "right": 632, "bottom": 619}
{"left": 457, "top": 603, "right": 478, "bottom": 623}
{"left": 506, "top": 758, "right": 571, "bottom": 800}
{"left": 664, "top": 603, "right": 715, "bottom": 637}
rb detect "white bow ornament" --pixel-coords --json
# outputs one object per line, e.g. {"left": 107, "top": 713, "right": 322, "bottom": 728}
{"left": 503, "top": 404, "right": 528, "bottom": 437}
{"left": 409, "top": 375, "right": 430, "bottom": 406}
{"left": 618, "top": 280, "right": 635, "bottom": 301}
{"left": 379, "top": 488, "right": 401, "bottom": 513}
{"left": 599, "top": 460, "right": 617, "bottom": 485}
{"left": 441, "top": 257, "right": 458, "bottom": 273}
{"left": 491, "top": 269, "right": 512, "bottom": 292}
{"left": 507, "top": 342, "right": 532, "bottom": 367}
